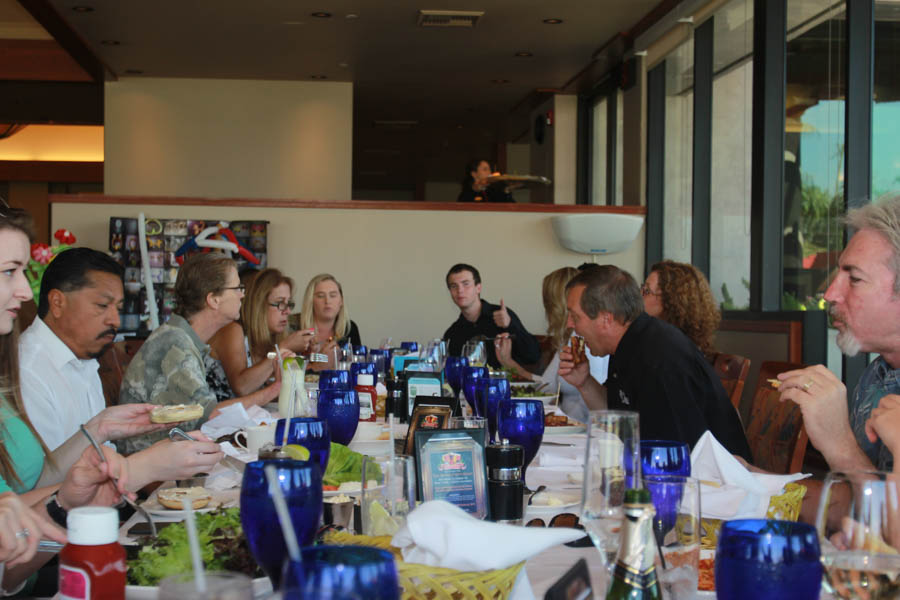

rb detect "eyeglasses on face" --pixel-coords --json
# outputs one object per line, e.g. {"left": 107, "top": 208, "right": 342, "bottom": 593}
{"left": 221, "top": 284, "right": 246, "bottom": 293}
{"left": 269, "top": 300, "right": 296, "bottom": 312}
{"left": 640, "top": 283, "right": 661, "bottom": 297}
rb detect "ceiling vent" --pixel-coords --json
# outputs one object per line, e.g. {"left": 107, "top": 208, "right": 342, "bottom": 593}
{"left": 417, "top": 10, "right": 484, "bottom": 28}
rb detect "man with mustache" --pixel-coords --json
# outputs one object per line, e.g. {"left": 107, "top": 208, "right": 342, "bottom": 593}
{"left": 778, "top": 196, "right": 900, "bottom": 472}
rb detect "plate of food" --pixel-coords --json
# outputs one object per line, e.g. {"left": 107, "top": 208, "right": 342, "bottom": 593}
{"left": 527, "top": 488, "right": 581, "bottom": 510}
{"left": 543, "top": 413, "right": 586, "bottom": 434}
{"left": 140, "top": 486, "right": 233, "bottom": 517}
{"left": 126, "top": 508, "right": 269, "bottom": 599}
{"left": 321, "top": 443, "right": 385, "bottom": 496}
{"left": 510, "top": 382, "right": 559, "bottom": 403}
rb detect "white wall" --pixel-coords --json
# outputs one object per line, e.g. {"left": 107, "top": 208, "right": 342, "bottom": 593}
{"left": 52, "top": 202, "right": 645, "bottom": 346}
{"left": 104, "top": 78, "right": 353, "bottom": 200}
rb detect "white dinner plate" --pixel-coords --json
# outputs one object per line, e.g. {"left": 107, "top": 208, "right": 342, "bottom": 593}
{"left": 527, "top": 488, "right": 581, "bottom": 509}
{"left": 139, "top": 490, "right": 236, "bottom": 518}
{"left": 544, "top": 424, "right": 587, "bottom": 435}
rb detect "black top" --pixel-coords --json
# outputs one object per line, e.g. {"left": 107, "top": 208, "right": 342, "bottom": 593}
{"left": 337, "top": 320, "right": 362, "bottom": 348}
{"left": 457, "top": 183, "right": 514, "bottom": 203}
{"left": 606, "top": 313, "right": 752, "bottom": 461}
{"left": 443, "top": 299, "right": 541, "bottom": 368}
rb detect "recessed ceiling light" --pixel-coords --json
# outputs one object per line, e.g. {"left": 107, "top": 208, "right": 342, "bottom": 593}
{"left": 311, "top": 11, "right": 332, "bottom": 18}
{"left": 514, "top": 51, "right": 533, "bottom": 57}
{"left": 543, "top": 18, "right": 563, "bottom": 24}
{"left": 491, "top": 79, "right": 510, "bottom": 84}
{"left": 124, "top": 69, "right": 143, "bottom": 74}
{"left": 345, "top": 13, "right": 359, "bottom": 19}
{"left": 310, "top": 74, "right": 328, "bottom": 79}
{"left": 100, "top": 40, "right": 120, "bottom": 46}
{"left": 72, "top": 5, "right": 93, "bottom": 12}
{"left": 338, "top": 62, "right": 349, "bottom": 68}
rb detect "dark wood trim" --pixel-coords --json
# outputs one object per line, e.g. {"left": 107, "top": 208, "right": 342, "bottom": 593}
{"left": 645, "top": 62, "right": 666, "bottom": 273}
{"left": 17, "top": 0, "right": 109, "bottom": 83}
{"left": 719, "top": 318, "right": 803, "bottom": 363}
{"left": 0, "top": 40, "right": 92, "bottom": 82}
{"left": 0, "top": 161, "right": 102, "bottom": 183}
{"left": 0, "top": 81, "right": 103, "bottom": 125}
{"left": 49, "top": 194, "right": 648, "bottom": 214}
{"left": 625, "top": 0, "right": 688, "bottom": 46}
{"left": 692, "top": 18, "right": 713, "bottom": 277}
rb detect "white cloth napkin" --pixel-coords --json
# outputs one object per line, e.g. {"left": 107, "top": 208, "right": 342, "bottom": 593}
{"left": 200, "top": 404, "right": 276, "bottom": 438}
{"left": 392, "top": 501, "right": 582, "bottom": 600}
{"left": 536, "top": 437, "right": 586, "bottom": 467}
{"left": 690, "top": 431, "right": 810, "bottom": 519}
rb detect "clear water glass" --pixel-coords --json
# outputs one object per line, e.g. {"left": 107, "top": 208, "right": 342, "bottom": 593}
{"left": 360, "top": 455, "right": 415, "bottom": 536}
{"left": 644, "top": 474, "right": 701, "bottom": 599}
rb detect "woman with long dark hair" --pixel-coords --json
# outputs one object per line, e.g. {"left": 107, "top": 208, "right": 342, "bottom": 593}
{"left": 457, "top": 158, "right": 514, "bottom": 203}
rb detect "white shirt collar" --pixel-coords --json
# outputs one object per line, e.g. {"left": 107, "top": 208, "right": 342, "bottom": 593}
{"left": 26, "top": 316, "right": 98, "bottom": 372}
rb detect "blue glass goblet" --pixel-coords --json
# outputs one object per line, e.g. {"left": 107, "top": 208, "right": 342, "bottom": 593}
{"left": 350, "top": 362, "right": 376, "bottom": 384}
{"left": 640, "top": 440, "right": 691, "bottom": 477}
{"left": 319, "top": 369, "right": 351, "bottom": 391}
{"left": 443, "top": 356, "right": 468, "bottom": 400}
{"left": 479, "top": 377, "right": 510, "bottom": 443}
{"left": 401, "top": 341, "right": 418, "bottom": 353}
{"left": 275, "top": 417, "right": 331, "bottom": 476}
{"left": 716, "top": 519, "right": 822, "bottom": 600}
{"left": 240, "top": 459, "right": 323, "bottom": 590}
{"left": 497, "top": 399, "right": 544, "bottom": 490}
{"left": 462, "top": 366, "right": 488, "bottom": 416}
{"left": 317, "top": 389, "right": 360, "bottom": 445}
{"left": 282, "top": 545, "right": 400, "bottom": 600}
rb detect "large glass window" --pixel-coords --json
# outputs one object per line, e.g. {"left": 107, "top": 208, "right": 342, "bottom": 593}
{"left": 591, "top": 97, "right": 608, "bottom": 205}
{"left": 782, "top": 1, "right": 846, "bottom": 311}
{"left": 874, "top": 2, "right": 900, "bottom": 199}
{"left": 663, "top": 38, "right": 694, "bottom": 263}
{"left": 710, "top": 0, "right": 753, "bottom": 310}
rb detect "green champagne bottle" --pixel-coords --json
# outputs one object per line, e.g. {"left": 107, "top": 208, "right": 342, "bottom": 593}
{"left": 605, "top": 488, "right": 662, "bottom": 600}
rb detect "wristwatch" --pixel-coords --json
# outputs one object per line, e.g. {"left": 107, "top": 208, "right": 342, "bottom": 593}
{"left": 45, "top": 493, "right": 68, "bottom": 528}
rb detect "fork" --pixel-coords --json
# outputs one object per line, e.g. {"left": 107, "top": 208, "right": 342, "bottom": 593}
{"left": 79, "top": 424, "right": 157, "bottom": 536}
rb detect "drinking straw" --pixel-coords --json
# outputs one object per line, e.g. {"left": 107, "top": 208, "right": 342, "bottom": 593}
{"left": 264, "top": 465, "right": 302, "bottom": 562}
{"left": 554, "top": 382, "right": 561, "bottom": 407}
{"left": 389, "top": 414, "right": 395, "bottom": 466}
{"left": 181, "top": 499, "right": 207, "bottom": 594}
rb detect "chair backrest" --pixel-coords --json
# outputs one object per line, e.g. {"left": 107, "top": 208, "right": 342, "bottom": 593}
{"left": 712, "top": 352, "right": 751, "bottom": 411}
{"left": 744, "top": 360, "right": 809, "bottom": 474}
{"left": 97, "top": 338, "right": 145, "bottom": 407}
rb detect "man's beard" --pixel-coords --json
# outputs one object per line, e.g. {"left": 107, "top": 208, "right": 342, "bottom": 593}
{"left": 830, "top": 305, "right": 862, "bottom": 356}
{"left": 88, "top": 328, "right": 118, "bottom": 359}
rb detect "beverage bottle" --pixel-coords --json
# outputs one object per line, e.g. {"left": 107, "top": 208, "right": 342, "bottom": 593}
{"left": 355, "top": 374, "right": 377, "bottom": 422}
{"left": 605, "top": 488, "right": 662, "bottom": 600}
{"left": 59, "top": 506, "right": 126, "bottom": 600}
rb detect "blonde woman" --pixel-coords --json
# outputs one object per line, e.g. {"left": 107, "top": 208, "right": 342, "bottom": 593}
{"left": 299, "top": 274, "right": 361, "bottom": 368}
{"left": 208, "top": 268, "right": 312, "bottom": 397}
{"left": 496, "top": 266, "right": 608, "bottom": 423}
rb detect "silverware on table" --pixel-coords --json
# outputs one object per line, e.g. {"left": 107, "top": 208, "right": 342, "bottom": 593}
{"left": 167, "top": 427, "right": 210, "bottom": 485}
{"left": 79, "top": 424, "right": 157, "bottom": 536}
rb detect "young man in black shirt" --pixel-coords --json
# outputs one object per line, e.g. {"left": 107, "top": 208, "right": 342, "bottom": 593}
{"left": 558, "top": 265, "right": 751, "bottom": 460}
{"left": 442, "top": 263, "right": 541, "bottom": 368}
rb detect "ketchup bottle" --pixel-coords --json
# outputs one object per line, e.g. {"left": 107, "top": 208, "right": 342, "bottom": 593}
{"left": 356, "top": 373, "right": 378, "bottom": 422}
{"left": 59, "top": 506, "right": 126, "bottom": 600}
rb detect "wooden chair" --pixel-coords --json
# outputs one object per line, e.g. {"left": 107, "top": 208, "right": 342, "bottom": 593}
{"left": 97, "top": 338, "right": 146, "bottom": 406}
{"left": 744, "top": 361, "right": 809, "bottom": 474}
{"left": 711, "top": 352, "right": 751, "bottom": 411}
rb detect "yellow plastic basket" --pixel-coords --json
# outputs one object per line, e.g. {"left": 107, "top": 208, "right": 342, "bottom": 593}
{"left": 699, "top": 482, "right": 807, "bottom": 549}
{"left": 322, "top": 531, "right": 525, "bottom": 600}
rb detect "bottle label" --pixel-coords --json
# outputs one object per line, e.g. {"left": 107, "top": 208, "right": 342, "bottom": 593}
{"left": 59, "top": 564, "right": 90, "bottom": 600}
{"left": 358, "top": 391, "right": 374, "bottom": 419}
{"left": 611, "top": 562, "right": 659, "bottom": 590}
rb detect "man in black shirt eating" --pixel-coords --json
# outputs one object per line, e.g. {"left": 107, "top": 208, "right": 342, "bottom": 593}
{"left": 559, "top": 265, "right": 751, "bottom": 460}
{"left": 443, "top": 263, "right": 541, "bottom": 369}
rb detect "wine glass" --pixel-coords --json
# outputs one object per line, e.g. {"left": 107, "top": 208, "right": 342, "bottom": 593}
{"left": 479, "top": 377, "right": 510, "bottom": 443}
{"left": 319, "top": 369, "right": 351, "bottom": 391}
{"left": 497, "top": 399, "right": 544, "bottom": 490}
{"left": 643, "top": 475, "right": 701, "bottom": 599}
{"left": 350, "top": 361, "right": 376, "bottom": 384}
{"left": 462, "top": 340, "right": 487, "bottom": 367}
{"left": 360, "top": 455, "right": 415, "bottom": 536}
{"left": 281, "top": 545, "right": 400, "bottom": 600}
{"left": 444, "top": 356, "right": 468, "bottom": 400}
{"left": 401, "top": 341, "right": 418, "bottom": 353}
{"left": 580, "top": 410, "right": 641, "bottom": 567}
{"left": 640, "top": 440, "right": 691, "bottom": 476}
{"left": 816, "top": 470, "right": 900, "bottom": 599}
{"left": 717, "top": 519, "right": 822, "bottom": 600}
{"left": 275, "top": 417, "right": 331, "bottom": 476}
{"left": 240, "top": 459, "right": 323, "bottom": 590}
{"left": 462, "top": 366, "right": 488, "bottom": 416}
{"left": 317, "top": 389, "right": 360, "bottom": 445}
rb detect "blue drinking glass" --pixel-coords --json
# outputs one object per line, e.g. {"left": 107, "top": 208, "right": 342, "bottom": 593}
{"left": 401, "top": 341, "right": 418, "bottom": 353}
{"left": 462, "top": 366, "right": 488, "bottom": 416}
{"left": 350, "top": 362, "right": 376, "bottom": 383}
{"left": 443, "top": 356, "right": 468, "bottom": 400}
{"left": 319, "top": 370, "right": 351, "bottom": 391}
{"left": 240, "top": 459, "right": 323, "bottom": 590}
{"left": 317, "top": 389, "right": 360, "bottom": 445}
{"left": 497, "top": 399, "right": 544, "bottom": 488}
{"left": 275, "top": 417, "right": 331, "bottom": 476}
{"left": 368, "top": 349, "right": 390, "bottom": 378}
{"left": 282, "top": 545, "right": 400, "bottom": 600}
{"left": 716, "top": 519, "right": 823, "bottom": 600}
{"left": 479, "top": 377, "right": 510, "bottom": 443}
{"left": 640, "top": 440, "right": 691, "bottom": 477}
{"left": 353, "top": 345, "right": 368, "bottom": 357}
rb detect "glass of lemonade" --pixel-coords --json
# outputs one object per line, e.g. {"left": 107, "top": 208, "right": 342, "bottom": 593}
{"left": 817, "top": 471, "right": 900, "bottom": 599}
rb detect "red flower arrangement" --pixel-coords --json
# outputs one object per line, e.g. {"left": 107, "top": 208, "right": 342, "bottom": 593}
{"left": 26, "top": 229, "right": 77, "bottom": 297}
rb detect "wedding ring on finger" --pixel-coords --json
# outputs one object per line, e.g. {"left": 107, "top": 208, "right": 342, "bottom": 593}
{"left": 14, "top": 528, "right": 29, "bottom": 539}
{"left": 802, "top": 379, "right": 814, "bottom": 391}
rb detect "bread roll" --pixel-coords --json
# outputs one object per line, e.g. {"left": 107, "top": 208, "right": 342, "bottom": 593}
{"left": 150, "top": 403, "right": 204, "bottom": 424}
{"left": 157, "top": 487, "right": 212, "bottom": 510}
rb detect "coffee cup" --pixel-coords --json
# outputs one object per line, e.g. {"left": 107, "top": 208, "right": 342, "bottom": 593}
{"left": 234, "top": 423, "right": 276, "bottom": 454}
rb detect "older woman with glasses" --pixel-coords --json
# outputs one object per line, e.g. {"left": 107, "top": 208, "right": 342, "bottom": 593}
{"left": 208, "top": 268, "right": 313, "bottom": 398}
{"left": 641, "top": 260, "right": 721, "bottom": 359}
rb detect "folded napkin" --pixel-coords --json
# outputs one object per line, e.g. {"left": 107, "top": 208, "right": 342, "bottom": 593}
{"left": 205, "top": 460, "right": 242, "bottom": 491}
{"left": 536, "top": 438, "right": 585, "bottom": 467}
{"left": 690, "top": 431, "right": 809, "bottom": 520}
{"left": 200, "top": 404, "right": 275, "bottom": 439}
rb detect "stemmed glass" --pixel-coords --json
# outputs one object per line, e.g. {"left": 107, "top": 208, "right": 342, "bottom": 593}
{"left": 281, "top": 546, "right": 400, "bottom": 600}
{"left": 717, "top": 519, "right": 822, "bottom": 600}
{"left": 497, "top": 399, "right": 544, "bottom": 491}
{"left": 580, "top": 410, "right": 641, "bottom": 567}
{"left": 462, "top": 340, "right": 487, "bottom": 367}
{"left": 479, "top": 377, "right": 510, "bottom": 443}
{"left": 275, "top": 417, "right": 331, "bottom": 476}
{"left": 643, "top": 475, "right": 701, "bottom": 599}
{"left": 462, "top": 366, "right": 488, "bottom": 416}
{"left": 444, "top": 356, "right": 468, "bottom": 400}
{"left": 317, "top": 389, "right": 360, "bottom": 445}
{"left": 240, "top": 459, "right": 323, "bottom": 590}
{"left": 640, "top": 440, "right": 690, "bottom": 477}
{"left": 319, "top": 369, "right": 351, "bottom": 391}
{"left": 816, "top": 471, "right": 900, "bottom": 599}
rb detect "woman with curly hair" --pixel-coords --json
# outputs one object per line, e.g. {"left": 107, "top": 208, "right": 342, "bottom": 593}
{"left": 641, "top": 260, "right": 720, "bottom": 357}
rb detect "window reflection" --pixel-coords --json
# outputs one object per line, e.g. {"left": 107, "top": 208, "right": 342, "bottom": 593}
{"left": 663, "top": 37, "right": 694, "bottom": 264}
{"left": 592, "top": 97, "right": 608, "bottom": 205}
{"left": 873, "top": 2, "right": 900, "bottom": 199}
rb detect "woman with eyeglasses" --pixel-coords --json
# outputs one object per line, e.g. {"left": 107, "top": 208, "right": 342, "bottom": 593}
{"left": 208, "top": 268, "right": 313, "bottom": 398}
{"left": 641, "top": 260, "right": 720, "bottom": 359}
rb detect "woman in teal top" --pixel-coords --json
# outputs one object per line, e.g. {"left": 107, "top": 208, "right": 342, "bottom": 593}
{"left": 0, "top": 402, "right": 43, "bottom": 495}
